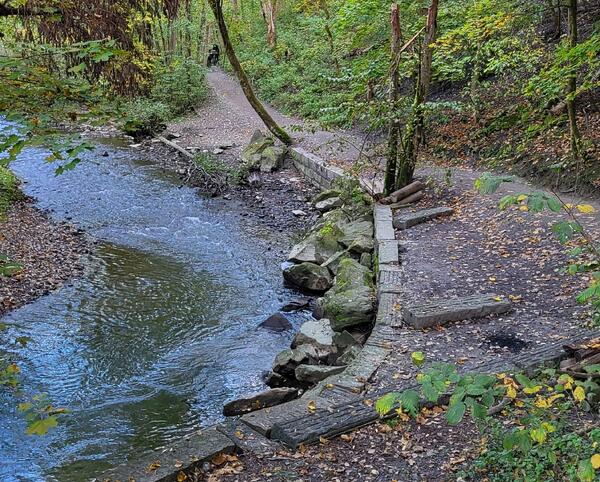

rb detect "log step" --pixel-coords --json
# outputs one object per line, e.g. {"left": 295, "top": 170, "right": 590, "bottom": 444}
{"left": 270, "top": 401, "right": 378, "bottom": 449}
{"left": 403, "top": 294, "right": 512, "bottom": 329}
{"left": 393, "top": 206, "right": 454, "bottom": 230}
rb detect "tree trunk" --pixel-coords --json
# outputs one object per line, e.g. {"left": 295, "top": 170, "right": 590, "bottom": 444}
{"left": 318, "top": 0, "right": 340, "bottom": 74}
{"left": 566, "top": 0, "right": 581, "bottom": 160}
{"left": 209, "top": 0, "right": 292, "bottom": 145}
{"left": 384, "top": 3, "right": 402, "bottom": 195}
{"left": 396, "top": 0, "right": 439, "bottom": 188}
{"left": 261, "top": 0, "right": 278, "bottom": 48}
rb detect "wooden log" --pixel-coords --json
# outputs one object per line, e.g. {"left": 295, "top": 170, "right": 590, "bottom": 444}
{"left": 157, "top": 135, "right": 194, "bottom": 159}
{"left": 381, "top": 180, "right": 424, "bottom": 204}
{"left": 388, "top": 191, "right": 423, "bottom": 209}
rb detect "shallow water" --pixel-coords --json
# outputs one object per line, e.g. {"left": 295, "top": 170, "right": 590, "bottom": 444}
{"left": 0, "top": 138, "right": 305, "bottom": 481}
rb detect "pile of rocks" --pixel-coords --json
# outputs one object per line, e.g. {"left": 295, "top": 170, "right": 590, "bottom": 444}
{"left": 267, "top": 189, "right": 377, "bottom": 388}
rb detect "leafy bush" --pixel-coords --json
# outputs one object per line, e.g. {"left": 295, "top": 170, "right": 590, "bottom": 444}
{"left": 151, "top": 57, "right": 208, "bottom": 115}
{"left": 121, "top": 99, "right": 171, "bottom": 138}
{"left": 122, "top": 57, "right": 208, "bottom": 137}
{"left": 0, "top": 166, "right": 20, "bottom": 215}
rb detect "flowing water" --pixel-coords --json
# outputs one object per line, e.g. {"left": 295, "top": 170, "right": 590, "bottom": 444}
{"left": 0, "top": 138, "right": 306, "bottom": 481}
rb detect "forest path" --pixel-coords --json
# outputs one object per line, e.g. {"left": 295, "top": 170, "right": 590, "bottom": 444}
{"left": 168, "top": 67, "right": 363, "bottom": 164}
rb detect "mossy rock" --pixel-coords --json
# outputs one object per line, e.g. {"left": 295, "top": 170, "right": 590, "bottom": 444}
{"left": 283, "top": 262, "right": 333, "bottom": 292}
{"left": 311, "top": 189, "right": 342, "bottom": 206}
{"left": 324, "top": 286, "right": 375, "bottom": 331}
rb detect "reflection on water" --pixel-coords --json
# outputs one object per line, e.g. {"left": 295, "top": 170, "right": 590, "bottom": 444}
{"left": 0, "top": 139, "right": 306, "bottom": 481}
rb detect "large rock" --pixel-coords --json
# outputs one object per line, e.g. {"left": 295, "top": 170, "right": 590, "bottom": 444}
{"left": 311, "top": 189, "right": 342, "bottom": 206}
{"left": 336, "top": 345, "right": 362, "bottom": 366}
{"left": 292, "top": 319, "right": 335, "bottom": 348}
{"left": 348, "top": 235, "right": 374, "bottom": 254}
{"left": 258, "top": 313, "right": 292, "bottom": 332}
{"left": 260, "top": 146, "right": 287, "bottom": 172}
{"left": 283, "top": 263, "right": 333, "bottom": 292}
{"left": 339, "top": 219, "right": 374, "bottom": 249}
{"left": 295, "top": 364, "right": 346, "bottom": 384}
{"left": 323, "top": 258, "right": 375, "bottom": 331}
{"left": 321, "top": 250, "right": 352, "bottom": 276}
{"left": 281, "top": 297, "right": 312, "bottom": 312}
{"left": 223, "top": 388, "right": 298, "bottom": 416}
{"left": 315, "top": 197, "right": 343, "bottom": 213}
{"left": 242, "top": 130, "right": 286, "bottom": 173}
{"left": 273, "top": 345, "right": 319, "bottom": 378}
{"left": 324, "top": 286, "right": 375, "bottom": 331}
{"left": 288, "top": 230, "right": 341, "bottom": 265}
{"left": 333, "top": 330, "right": 366, "bottom": 352}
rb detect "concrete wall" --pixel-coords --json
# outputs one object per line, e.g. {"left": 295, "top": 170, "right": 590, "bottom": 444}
{"left": 290, "top": 147, "right": 346, "bottom": 190}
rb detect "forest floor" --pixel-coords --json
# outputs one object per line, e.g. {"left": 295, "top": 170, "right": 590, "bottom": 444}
{"left": 159, "top": 70, "right": 600, "bottom": 481}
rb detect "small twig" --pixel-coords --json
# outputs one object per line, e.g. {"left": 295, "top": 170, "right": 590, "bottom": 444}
{"left": 487, "top": 397, "right": 511, "bottom": 416}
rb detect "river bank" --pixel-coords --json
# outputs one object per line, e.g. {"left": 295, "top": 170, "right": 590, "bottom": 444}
{"left": 0, "top": 198, "right": 91, "bottom": 317}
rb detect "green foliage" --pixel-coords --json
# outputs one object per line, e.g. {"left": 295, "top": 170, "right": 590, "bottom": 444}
{"left": 0, "top": 253, "right": 22, "bottom": 277}
{"left": 0, "top": 166, "right": 21, "bottom": 215}
{"left": 18, "top": 394, "right": 68, "bottom": 436}
{"left": 122, "top": 99, "right": 171, "bottom": 138}
{"left": 151, "top": 57, "right": 208, "bottom": 116}
{"left": 121, "top": 57, "right": 208, "bottom": 137}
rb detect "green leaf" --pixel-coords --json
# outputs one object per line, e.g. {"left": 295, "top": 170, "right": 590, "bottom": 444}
{"left": 411, "top": 351, "right": 425, "bottom": 367}
{"left": 552, "top": 221, "right": 583, "bottom": 244}
{"left": 546, "top": 196, "right": 562, "bottom": 213}
{"left": 26, "top": 416, "right": 58, "bottom": 436}
{"left": 527, "top": 192, "right": 545, "bottom": 213}
{"left": 422, "top": 381, "right": 440, "bottom": 403}
{"left": 471, "top": 401, "right": 488, "bottom": 420}
{"left": 375, "top": 392, "right": 400, "bottom": 415}
{"left": 577, "top": 459, "right": 595, "bottom": 482}
{"left": 399, "top": 389, "right": 420, "bottom": 417}
{"left": 474, "top": 172, "right": 513, "bottom": 195}
{"left": 466, "top": 385, "right": 486, "bottom": 396}
{"left": 499, "top": 195, "right": 518, "bottom": 210}
{"left": 446, "top": 401, "right": 466, "bottom": 425}
{"left": 583, "top": 364, "right": 600, "bottom": 374}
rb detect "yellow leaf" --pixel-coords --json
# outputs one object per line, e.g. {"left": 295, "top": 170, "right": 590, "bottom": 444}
{"left": 542, "top": 422, "right": 556, "bottom": 433}
{"left": 574, "top": 386, "right": 586, "bottom": 402}
{"left": 523, "top": 385, "right": 542, "bottom": 395}
{"left": 147, "top": 461, "right": 161, "bottom": 472}
{"left": 519, "top": 205, "right": 529, "bottom": 212}
{"left": 534, "top": 396, "right": 550, "bottom": 408}
{"left": 530, "top": 428, "right": 547, "bottom": 444}
{"left": 517, "top": 194, "right": 528, "bottom": 202}
{"left": 507, "top": 385, "right": 517, "bottom": 399}
{"left": 307, "top": 400, "right": 317, "bottom": 413}
{"left": 591, "top": 454, "right": 600, "bottom": 469}
{"left": 576, "top": 204, "right": 596, "bottom": 214}
{"left": 177, "top": 471, "right": 187, "bottom": 482}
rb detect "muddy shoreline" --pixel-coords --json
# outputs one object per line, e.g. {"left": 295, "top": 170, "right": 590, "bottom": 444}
{"left": 0, "top": 198, "right": 92, "bottom": 317}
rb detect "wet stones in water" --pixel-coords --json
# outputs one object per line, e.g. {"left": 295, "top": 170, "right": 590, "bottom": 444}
{"left": 223, "top": 387, "right": 299, "bottom": 416}
{"left": 259, "top": 313, "right": 293, "bottom": 332}
{"left": 487, "top": 332, "right": 530, "bottom": 353}
{"left": 281, "top": 297, "right": 312, "bottom": 312}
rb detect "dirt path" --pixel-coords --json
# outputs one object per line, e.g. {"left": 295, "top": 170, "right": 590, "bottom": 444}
{"left": 169, "top": 68, "right": 364, "bottom": 164}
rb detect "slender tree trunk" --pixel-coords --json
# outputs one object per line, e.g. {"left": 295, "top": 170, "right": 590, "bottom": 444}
{"left": 384, "top": 3, "right": 402, "bottom": 195}
{"left": 396, "top": 0, "right": 439, "bottom": 188}
{"left": 318, "top": 0, "right": 340, "bottom": 74}
{"left": 566, "top": 0, "right": 581, "bottom": 160}
{"left": 209, "top": 0, "right": 292, "bottom": 145}
{"left": 260, "top": 0, "right": 278, "bottom": 48}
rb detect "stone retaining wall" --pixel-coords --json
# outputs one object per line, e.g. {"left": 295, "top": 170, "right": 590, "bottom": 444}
{"left": 290, "top": 147, "right": 346, "bottom": 189}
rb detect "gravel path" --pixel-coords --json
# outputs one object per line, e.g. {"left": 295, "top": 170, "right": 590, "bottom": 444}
{"left": 169, "top": 68, "right": 364, "bottom": 164}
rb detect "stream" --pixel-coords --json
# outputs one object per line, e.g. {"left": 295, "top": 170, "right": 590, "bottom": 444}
{"left": 0, "top": 137, "right": 307, "bottom": 481}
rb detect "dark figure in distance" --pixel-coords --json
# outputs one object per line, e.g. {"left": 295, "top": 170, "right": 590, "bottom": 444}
{"left": 207, "top": 44, "right": 220, "bottom": 67}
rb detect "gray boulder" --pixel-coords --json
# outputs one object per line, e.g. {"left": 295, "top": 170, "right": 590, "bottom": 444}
{"left": 295, "top": 364, "right": 346, "bottom": 384}
{"left": 311, "top": 189, "right": 342, "bottom": 206}
{"left": 333, "top": 330, "right": 366, "bottom": 352}
{"left": 321, "top": 250, "right": 352, "bottom": 276}
{"left": 359, "top": 252, "right": 372, "bottom": 268}
{"left": 324, "top": 286, "right": 375, "bottom": 331}
{"left": 336, "top": 345, "right": 362, "bottom": 366}
{"left": 264, "top": 370, "right": 288, "bottom": 388}
{"left": 288, "top": 230, "right": 341, "bottom": 265}
{"left": 259, "top": 313, "right": 292, "bottom": 332}
{"left": 260, "top": 146, "right": 287, "bottom": 173}
{"left": 223, "top": 388, "right": 298, "bottom": 416}
{"left": 273, "top": 345, "right": 319, "bottom": 378}
{"left": 315, "top": 197, "right": 343, "bottom": 213}
{"left": 348, "top": 235, "right": 374, "bottom": 254}
{"left": 283, "top": 262, "right": 333, "bottom": 292}
{"left": 292, "top": 319, "right": 337, "bottom": 362}
{"left": 339, "top": 220, "right": 374, "bottom": 249}
{"left": 323, "top": 258, "right": 375, "bottom": 331}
